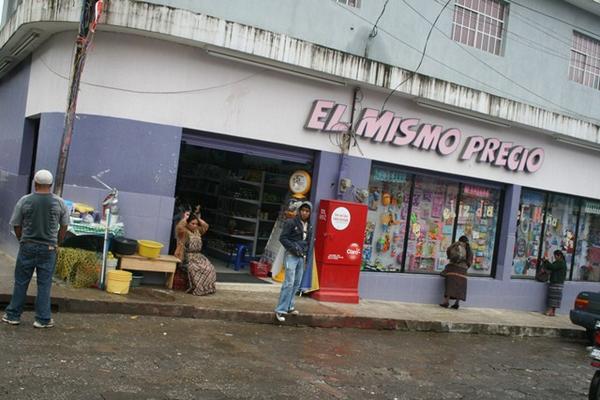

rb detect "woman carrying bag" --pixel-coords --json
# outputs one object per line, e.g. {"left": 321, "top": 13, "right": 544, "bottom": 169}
{"left": 542, "top": 250, "right": 567, "bottom": 316}
{"left": 440, "top": 236, "right": 473, "bottom": 310}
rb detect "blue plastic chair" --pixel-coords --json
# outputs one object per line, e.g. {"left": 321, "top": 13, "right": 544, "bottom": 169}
{"left": 228, "top": 244, "right": 250, "bottom": 271}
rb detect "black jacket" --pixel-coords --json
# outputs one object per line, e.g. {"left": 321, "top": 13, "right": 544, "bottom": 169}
{"left": 279, "top": 216, "right": 312, "bottom": 257}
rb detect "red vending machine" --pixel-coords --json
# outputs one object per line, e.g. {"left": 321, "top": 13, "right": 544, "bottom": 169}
{"left": 312, "top": 199, "right": 368, "bottom": 304}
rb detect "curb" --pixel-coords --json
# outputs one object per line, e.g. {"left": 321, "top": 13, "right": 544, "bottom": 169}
{"left": 35, "top": 295, "right": 584, "bottom": 339}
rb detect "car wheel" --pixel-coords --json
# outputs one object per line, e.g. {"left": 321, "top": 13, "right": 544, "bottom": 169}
{"left": 589, "top": 370, "right": 600, "bottom": 400}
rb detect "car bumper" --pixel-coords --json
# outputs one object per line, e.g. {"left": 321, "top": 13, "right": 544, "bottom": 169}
{"left": 570, "top": 309, "right": 598, "bottom": 330}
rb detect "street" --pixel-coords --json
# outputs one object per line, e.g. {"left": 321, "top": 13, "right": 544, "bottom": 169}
{"left": 0, "top": 313, "right": 591, "bottom": 399}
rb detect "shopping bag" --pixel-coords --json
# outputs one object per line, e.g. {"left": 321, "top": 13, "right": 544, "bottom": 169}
{"left": 535, "top": 265, "right": 550, "bottom": 282}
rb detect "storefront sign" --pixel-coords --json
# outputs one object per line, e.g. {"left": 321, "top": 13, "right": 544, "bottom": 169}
{"left": 305, "top": 100, "right": 544, "bottom": 173}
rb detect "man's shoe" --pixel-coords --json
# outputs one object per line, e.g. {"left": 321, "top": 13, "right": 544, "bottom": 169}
{"left": 288, "top": 309, "right": 299, "bottom": 315}
{"left": 275, "top": 313, "right": 286, "bottom": 322}
{"left": 33, "top": 319, "right": 55, "bottom": 329}
{"left": 451, "top": 303, "right": 460, "bottom": 310}
{"left": 1, "top": 315, "right": 20, "bottom": 325}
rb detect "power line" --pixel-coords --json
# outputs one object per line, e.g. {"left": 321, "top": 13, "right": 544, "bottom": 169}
{"left": 369, "top": 0, "right": 391, "bottom": 39}
{"left": 400, "top": 0, "right": 599, "bottom": 123}
{"left": 333, "top": 1, "right": 566, "bottom": 112}
{"left": 381, "top": 0, "right": 453, "bottom": 110}
{"left": 509, "top": 0, "right": 600, "bottom": 39}
{"left": 432, "top": 0, "right": 600, "bottom": 75}
{"left": 433, "top": 0, "right": 578, "bottom": 49}
{"left": 39, "top": 56, "right": 265, "bottom": 94}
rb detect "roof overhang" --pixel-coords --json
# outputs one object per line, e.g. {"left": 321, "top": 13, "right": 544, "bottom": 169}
{"left": 564, "top": 0, "right": 600, "bottom": 18}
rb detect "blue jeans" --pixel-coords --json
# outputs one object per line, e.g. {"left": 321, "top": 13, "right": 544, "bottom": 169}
{"left": 275, "top": 253, "right": 305, "bottom": 313}
{"left": 5, "top": 242, "right": 57, "bottom": 324}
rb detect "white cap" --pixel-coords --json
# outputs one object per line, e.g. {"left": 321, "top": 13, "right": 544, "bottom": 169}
{"left": 34, "top": 170, "right": 53, "bottom": 185}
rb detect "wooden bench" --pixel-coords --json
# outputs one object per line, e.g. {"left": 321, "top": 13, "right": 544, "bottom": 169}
{"left": 116, "top": 254, "right": 180, "bottom": 289}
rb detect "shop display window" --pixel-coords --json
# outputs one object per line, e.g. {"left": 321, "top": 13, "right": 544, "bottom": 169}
{"left": 541, "top": 194, "right": 578, "bottom": 278}
{"left": 574, "top": 201, "right": 600, "bottom": 282}
{"left": 362, "top": 167, "right": 412, "bottom": 272}
{"left": 405, "top": 176, "right": 458, "bottom": 274}
{"left": 362, "top": 165, "right": 502, "bottom": 277}
{"left": 512, "top": 189, "right": 546, "bottom": 278}
{"left": 455, "top": 184, "right": 501, "bottom": 276}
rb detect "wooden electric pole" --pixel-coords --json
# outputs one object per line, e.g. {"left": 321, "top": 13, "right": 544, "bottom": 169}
{"left": 54, "top": 0, "right": 101, "bottom": 196}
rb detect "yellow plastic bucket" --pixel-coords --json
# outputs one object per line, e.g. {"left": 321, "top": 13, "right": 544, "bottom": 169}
{"left": 106, "top": 270, "right": 132, "bottom": 294}
{"left": 137, "top": 240, "right": 164, "bottom": 258}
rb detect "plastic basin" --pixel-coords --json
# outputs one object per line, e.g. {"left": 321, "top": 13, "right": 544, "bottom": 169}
{"left": 137, "top": 240, "right": 163, "bottom": 258}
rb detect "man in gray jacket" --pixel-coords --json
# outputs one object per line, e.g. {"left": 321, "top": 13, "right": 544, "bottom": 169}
{"left": 274, "top": 201, "right": 312, "bottom": 322}
{"left": 2, "top": 170, "right": 69, "bottom": 328}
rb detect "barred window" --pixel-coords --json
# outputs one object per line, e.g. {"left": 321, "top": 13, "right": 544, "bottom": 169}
{"left": 336, "top": 0, "right": 361, "bottom": 8}
{"left": 569, "top": 32, "right": 600, "bottom": 91}
{"left": 451, "top": 0, "right": 507, "bottom": 56}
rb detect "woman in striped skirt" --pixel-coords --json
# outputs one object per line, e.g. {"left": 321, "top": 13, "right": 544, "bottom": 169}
{"left": 542, "top": 250, "right": 567, "bottom": 317}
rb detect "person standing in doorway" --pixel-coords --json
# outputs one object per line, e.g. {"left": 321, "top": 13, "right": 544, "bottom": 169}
{"left": 275, "top": 201, "right": 313, "bottom": 322}
{"left": 2, "top": 170, "right": 69, "bottom": 328}
{"left": 543, "top": 250, "right": 567, "bottom": 316}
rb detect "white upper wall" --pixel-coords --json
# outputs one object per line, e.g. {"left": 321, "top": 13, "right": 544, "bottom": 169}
{"left": 27, "top": 31, "right": 600, "bottom": 199}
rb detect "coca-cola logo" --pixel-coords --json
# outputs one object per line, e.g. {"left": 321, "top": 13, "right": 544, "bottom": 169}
{"left": 346, "top": 243, "right": 361, "bottom": 261}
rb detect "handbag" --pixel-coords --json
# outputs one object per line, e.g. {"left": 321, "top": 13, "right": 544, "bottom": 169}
{"left": 440, "top": 264, "right": 448, "bottom": 277}
{"left": 535, "top": 265, "right": 550, "bottom": 282}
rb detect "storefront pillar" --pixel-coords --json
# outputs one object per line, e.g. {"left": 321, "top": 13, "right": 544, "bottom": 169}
{"left": 310, "top": 151, "right": 371, "bottom": 205}
{"left": 495, "top": 184, "right": 522, "bottom": 281}
{"left": 303, "top": 151, "right": 371, "bottom": 290}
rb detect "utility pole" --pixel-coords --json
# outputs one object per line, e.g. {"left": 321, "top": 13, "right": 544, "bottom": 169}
{"left": 54, "top": 0, "right": 103, "bottom": 196}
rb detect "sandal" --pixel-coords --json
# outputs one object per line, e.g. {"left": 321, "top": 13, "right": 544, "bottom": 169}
{"left": 451, "top": 303, "right": 460, "bottom": 310}
{"left": 439, "top": 303, "right": 449, "bottom": 308}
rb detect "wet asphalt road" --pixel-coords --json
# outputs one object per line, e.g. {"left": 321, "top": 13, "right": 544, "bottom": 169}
{"left": 0, "top": 313, "right": 592, "bottom": 399}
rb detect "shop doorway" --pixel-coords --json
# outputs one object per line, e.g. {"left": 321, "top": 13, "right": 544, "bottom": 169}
{"left": 173, "top": 133, "right": 314, "bottom": 277}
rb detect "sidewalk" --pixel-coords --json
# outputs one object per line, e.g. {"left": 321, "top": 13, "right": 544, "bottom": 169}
{"left": 0, "top": 251, "right": 585, "bottom": 339}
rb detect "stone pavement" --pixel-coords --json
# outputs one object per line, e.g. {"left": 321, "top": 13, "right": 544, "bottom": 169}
{"left": 0, "top": 251, "right": 585, "bottom": 338}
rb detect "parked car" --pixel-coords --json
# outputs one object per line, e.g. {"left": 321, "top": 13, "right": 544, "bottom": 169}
{"left": 570, "top": 291, "right": 600, "bottom": 342}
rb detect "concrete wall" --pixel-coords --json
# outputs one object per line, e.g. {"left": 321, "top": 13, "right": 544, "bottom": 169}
{"left": 0, "top": 56, "right": 30, "bottom": 257}
{"left": 36, "top": 113, "right": 182, "bottom": 250}
{"left": 139, "top": 0, "right": 600, "bottom": 123}
{"left": 25, "top": 32, "right": 600, "bottom": 199}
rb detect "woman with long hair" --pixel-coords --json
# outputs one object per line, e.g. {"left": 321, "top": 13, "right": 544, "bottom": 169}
{"left": 174, "top": 213, "right": 216, "bottom": 296}
{"left": 542, "top": 250, "right": 567, "bottom": 316}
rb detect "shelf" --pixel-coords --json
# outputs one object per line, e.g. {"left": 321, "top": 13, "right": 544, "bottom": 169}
{"left": 257, "top": 237, "right": 270, "bottom": 241}
{"left": 178, "top": 189, "right": 218, "bottom": 197}
{"left": 232, "top": 179, "right": 262, "bottom": 187}
{"left": 205, "top": 247, "right": 231, "bottom": 257}
{"left": 210, "top": 228, "right": 255, "bottom": 241}
{"left": 263, "top": 182, "right": 288, "bottom": 189}
{"left": 259, "top": 219, "right": 276, "bottom": 223}
{"left": 262, "top": 201, "right": 282, "bottom": 206}
{"left": 215, "top": 212, "right": 256, "bottom": 223}
{"left": 180, "top": 174, "right": 222, "bottom": 183}
{"left": 219, "top": 196, "right": 260, "bottom": 206}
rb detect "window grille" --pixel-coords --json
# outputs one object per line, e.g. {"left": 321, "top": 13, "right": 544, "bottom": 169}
{"left": 451, "top": 0, "right": 507, "bottom": 56}
{"left": 336, "top": 0, "right": 361, "bottom": 8}
{"left": 569, "top": 31, "right": 600, "bottom": 91}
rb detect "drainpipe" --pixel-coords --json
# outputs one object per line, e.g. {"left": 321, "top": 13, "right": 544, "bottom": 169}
{"left": 336, "top": 87, "right": 359, "bottom": 200}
